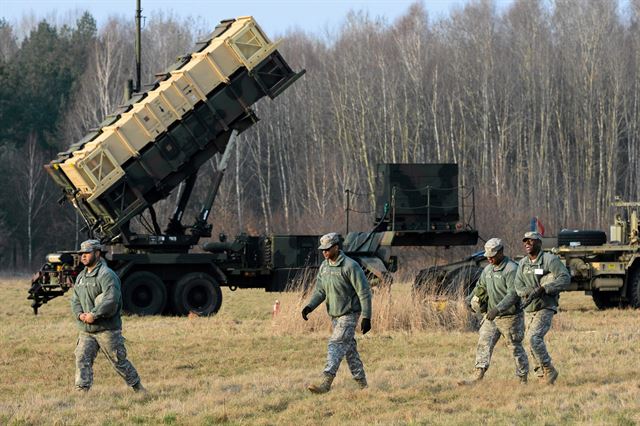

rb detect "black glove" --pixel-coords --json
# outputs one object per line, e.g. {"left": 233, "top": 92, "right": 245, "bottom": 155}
{"left": 522, "top": 286, "right": 545, "bottom": 308}
{"left": 532, "top": 285, "right": 546, "bottom": 298}
{"left": 361, "top": 318, "right": 371, "bottom": 334}
{"left": 485, "top": 307, "right": 499, "bottom": 321}
{"left": 301, "top": 306, "right": 312, "bottom": 321}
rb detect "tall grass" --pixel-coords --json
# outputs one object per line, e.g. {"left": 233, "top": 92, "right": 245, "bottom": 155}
{"left": 271, "top": 271, "right": 476, "bottom": 335}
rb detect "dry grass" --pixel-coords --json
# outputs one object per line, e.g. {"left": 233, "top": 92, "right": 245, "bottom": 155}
{"left": 1, "top": 276, "right": 639, "bottom": 425}
{"left": 272, "top": 273, "right": 476, "bottom": 335}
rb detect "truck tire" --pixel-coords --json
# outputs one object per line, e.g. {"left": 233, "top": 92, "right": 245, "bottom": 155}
{"left": 591, "top": 289, "right": 619, "bottom": 310}
{"left": 123, "top": 271, "right": 168, "bottom": 316}
{"left": 558, "top": 230, "right": 607, "bottom": 247}
{"left": 173, "top": 272, "right": 222, "bottom": 316}
{"left": 628, "top": 269, "right": 640, "bottom": 308}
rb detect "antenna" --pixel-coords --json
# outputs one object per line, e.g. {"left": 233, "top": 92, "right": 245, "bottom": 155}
{"left": 135, "top": 0, "right": 142, "bottom": 93}
{"left": 123, "top": 0, "right": 142, "bottom": 100}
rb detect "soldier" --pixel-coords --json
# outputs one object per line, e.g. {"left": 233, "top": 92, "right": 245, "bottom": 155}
{"left": 71, "top": 239, "right": 146, "bottom": 393}
{"left": 459, "top": 238, "right": 529, "bottom": 385}
{"left": 515, "top": 231, "right": 570, "bottom": 384}
{"left": 301, "top": 232, "right": 372, "bottom": 394}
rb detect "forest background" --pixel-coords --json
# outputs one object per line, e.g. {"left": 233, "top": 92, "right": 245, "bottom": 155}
{"left": 1, "top": 0, "right": 639, "bottom": 271}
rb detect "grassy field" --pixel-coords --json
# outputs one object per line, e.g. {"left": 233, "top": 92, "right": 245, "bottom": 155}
{"left": 1, "top": 276, "right": 639, "bottom": 425}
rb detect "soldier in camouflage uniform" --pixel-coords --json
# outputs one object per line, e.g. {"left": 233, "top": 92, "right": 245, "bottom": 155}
{"left": 71, "top": 239, "right": 146, "bottom": 393}
{"left": 302, "top": 232, "right": 372, "bottom": 394}
{"left": 459, "top": 238, "right": 529, "bottom": 385}
{"left": 515, "top": 231, "right": 570, "bottom": 385}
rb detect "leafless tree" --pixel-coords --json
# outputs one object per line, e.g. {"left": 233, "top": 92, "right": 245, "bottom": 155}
{"left": 11, "top": 133, "right": 53, "bottom": 266}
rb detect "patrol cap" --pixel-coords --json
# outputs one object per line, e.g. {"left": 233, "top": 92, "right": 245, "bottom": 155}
{"left": 79, "top": 239, "right": 102, "bottom": 253}
{"left": 484, "top": 238, "right": 503, "bottom": 257}
{"left": 522, "top": 231, "right": 542, "bottom": 242}
{"left": 318, "top": 232, "right": 340, "bottom": 250}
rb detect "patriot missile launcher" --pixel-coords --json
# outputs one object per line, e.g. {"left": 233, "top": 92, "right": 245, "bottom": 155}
{"left": 29, "top": 16, "right": 310, "bottom": 315}
{"left": 47, "top": 16, "right": 303, "bottom": 245}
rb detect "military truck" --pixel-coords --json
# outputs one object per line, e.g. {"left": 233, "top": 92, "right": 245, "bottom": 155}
{"left": 552, "top": 201, "right": 640, "bottom": 309}
{"left": 28, "top": 16, "right": 310, "bottom": 316}
{"left": 414, "top": 201, "right": 640, "bottom": 310}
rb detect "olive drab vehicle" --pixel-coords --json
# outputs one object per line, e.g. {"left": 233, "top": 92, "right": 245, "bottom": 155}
{"left": 28, "top": 16, "right": 308, "bottom": 316}
{"left": 27, "top": 15, "right": 480, "bottom": 317}
{"left": 552, "top": 200, "right": 640, "bottom": 309}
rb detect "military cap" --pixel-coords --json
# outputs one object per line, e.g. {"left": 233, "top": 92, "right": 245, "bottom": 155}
{"left": 484, "top": 238, "right": 504, "bottom": 257}
{"left": 522, "top": 231, "right": 543, "bottom": 242}
{"left": 79, "top": 239, "right": 103, "bottom": 253}
{"left": 318, "top": 232, "right": 340, "bottom": 250}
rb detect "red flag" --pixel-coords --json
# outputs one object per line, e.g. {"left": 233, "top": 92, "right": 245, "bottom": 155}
{"left": 536, "top": 217, "right": 545, "bottom": 236}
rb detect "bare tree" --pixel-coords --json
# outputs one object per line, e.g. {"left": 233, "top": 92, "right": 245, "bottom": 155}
{"left": 11, "top": 134, "right": 53, "bottom": 266}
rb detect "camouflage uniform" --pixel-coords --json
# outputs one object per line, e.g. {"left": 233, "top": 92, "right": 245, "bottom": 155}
{"left": 325, "top": 312, "right": 365, "bottom": 379}
{"left": 514, "top": 246, "right": 570, "bottom": 378}
{"left": 473, "top": 256, "right": 528, "bottom": 378}
{"left": 75, "top": 329, "right": 140, "bottom": 388}
{"left": 71, "top": 256, "right": 142, "bottom": 390}
{"left": 306, "top": 250, "right": 372, "bottom": 382}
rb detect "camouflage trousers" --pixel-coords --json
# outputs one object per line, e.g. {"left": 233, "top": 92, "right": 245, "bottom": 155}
{"left": 475, "top": 312, "right": 529, "bottom": 377}
{"left": 74, "top": 329, "right": 141, "bottom": 389}
{"left": 525, "top": 308, "right": 555, "bottom": 377}
{"left": 323, "top": 312, "right": 366, "bottom": 380}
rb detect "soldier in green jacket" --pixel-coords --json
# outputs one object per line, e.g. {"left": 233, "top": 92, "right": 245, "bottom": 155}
{"left": 71, "top": 239, "right": 146, "bottom": 393}
{"left": 459, "top": 238, "right": 529, "bottom": 385}
{"left": 515, "top": 231, "right": 570, "bottom": 384}
{"left": 302, "top": 232, "right": 372, "bottom": 394}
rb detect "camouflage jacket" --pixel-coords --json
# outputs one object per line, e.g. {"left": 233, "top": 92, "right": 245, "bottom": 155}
{"left": 476, "top": 256, "right": 520, "bottom": 317}
{"left": 70, "top": 259, "right": 123, "bottom": 332}
{"left": 514, "top": 252, "right": 571, "bottom": 313}
{"left": 306, "top": 251, "right": 372, "bottom": 319}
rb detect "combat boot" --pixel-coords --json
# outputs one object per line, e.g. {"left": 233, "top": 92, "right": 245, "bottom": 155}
{"left": 543, "top": 365, "right": 558, "bottom": 385}
{"left": 132, "top": 381, "right": 148, "bottom": 394}
{"left": 518, "top": 375, "right": 528, "bottom": 384}
{"left": 457, "top": 368, "right": 485, "bottom": 386}
{"left": 354, "top": 377, "right": 368, "bottom": 390}
{"left": 308, "top": 374, "right": 334, "bottom": 394}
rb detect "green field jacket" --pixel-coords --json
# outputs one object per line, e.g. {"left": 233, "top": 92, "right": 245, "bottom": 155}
{"left": 514, "top": 252, "right": 571, "bottom": 313}
{"left": 70, "top": 259, "right": 123, "bottom": 332}
{"left": 307, "top": 251, "right": 372, "bottom": 319}
{"left": 475, "top": 256, "right": 520, "bottom": 317}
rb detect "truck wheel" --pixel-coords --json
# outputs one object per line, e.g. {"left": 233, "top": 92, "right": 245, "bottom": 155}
{"left": 123, "top": 271, "right": 167, "bottom": 316}
{"left": 558, "top": 230, "right": 607, "bottom": 246}
{"left": 173, "top": 272, "right": 222, "bottom": 316}
{"left": 591, "top": 289, "right": 619, "bottom": 310}
{"left": 628, "top": 270, "right": 640, "bottom": 308}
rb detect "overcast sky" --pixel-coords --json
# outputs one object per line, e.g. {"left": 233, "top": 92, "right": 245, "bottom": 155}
{"left": 1, "top": 0, "right": 514, "bottom": 38}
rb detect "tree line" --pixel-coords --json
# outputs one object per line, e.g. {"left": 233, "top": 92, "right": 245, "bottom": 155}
{"left": 1, "top": 0, "right": 639, "bottom": 270}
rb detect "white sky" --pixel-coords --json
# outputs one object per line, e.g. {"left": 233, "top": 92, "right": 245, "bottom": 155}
{"left": 0, "top": 0, "right": 511, "bottom": 38}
